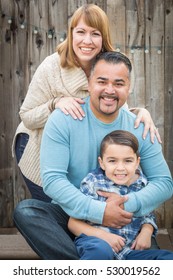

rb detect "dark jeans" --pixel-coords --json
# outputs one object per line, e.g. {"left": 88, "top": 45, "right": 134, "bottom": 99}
{"left": 15, "top": 133, "right": 51, "bottom": 202}
{"left": 13, "top": 199, "right": 79, "bottom": 260}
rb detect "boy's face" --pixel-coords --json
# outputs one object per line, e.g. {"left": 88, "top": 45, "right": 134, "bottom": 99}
{"left": 98, "top": 144, "right": 140, "bottom": 186}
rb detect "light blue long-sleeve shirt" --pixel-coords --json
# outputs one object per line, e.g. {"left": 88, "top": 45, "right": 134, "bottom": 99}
{"left": 40, "top": 97, "right": 173, "bottom": 224}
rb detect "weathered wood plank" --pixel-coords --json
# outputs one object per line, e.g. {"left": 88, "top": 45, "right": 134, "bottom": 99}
{"left": 145, "top": 0, "right": 165, "bottom": 139}
{"left": 0, "top": 0, "right": 16, "bottom": 226}
{"left": 145, "top": 0, "right": 167, "bottom": 227}
{"left": 126, "top": 0, "right": 146, "bottom": 107}
{"left": 107, "top": 0, "right": 126, "bottom": 51}
{"left": 164, "top": 0, "right": 173, "bottom": 174}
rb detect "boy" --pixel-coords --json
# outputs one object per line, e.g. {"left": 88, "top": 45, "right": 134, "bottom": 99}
{"left": 68, "top": 130, "right": 173, "bottom": 260}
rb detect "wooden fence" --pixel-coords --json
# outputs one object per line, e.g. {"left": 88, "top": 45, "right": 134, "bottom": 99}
{"left": 0, "top": 0, "right": 173, "bottom": 228}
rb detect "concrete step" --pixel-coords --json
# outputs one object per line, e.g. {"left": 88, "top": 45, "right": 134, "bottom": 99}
{"left": 0, "top": 228, "right": 39, "bottom": 259}
{"left": 0, "top": 228, "right": 172, "bottom": 259}
{"left": 156, "top": 228, "right": 173, "bottom": 251}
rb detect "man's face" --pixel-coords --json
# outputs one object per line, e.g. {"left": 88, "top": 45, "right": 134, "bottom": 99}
{"left": 88, "top": 60, "right": 130, "bottom": 123}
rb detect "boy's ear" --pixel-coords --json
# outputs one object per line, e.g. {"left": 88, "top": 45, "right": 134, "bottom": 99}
{"left": 98, "top": 156, "right": 105, "bottom": 170}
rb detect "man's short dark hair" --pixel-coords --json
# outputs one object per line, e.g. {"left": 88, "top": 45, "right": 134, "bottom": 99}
{"left": 91, "top": 51, "right": 132, "bottom": 74}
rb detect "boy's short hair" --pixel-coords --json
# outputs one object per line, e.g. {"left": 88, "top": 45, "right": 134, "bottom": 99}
{"left": 100, "top": 130, "right": 139, "bottom": 158}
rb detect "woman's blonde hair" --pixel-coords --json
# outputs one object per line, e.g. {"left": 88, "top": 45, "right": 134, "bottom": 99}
{"left": 57, "top": 4, "right": 114, "bottom": 68}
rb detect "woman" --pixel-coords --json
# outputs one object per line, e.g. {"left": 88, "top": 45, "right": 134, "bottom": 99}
{"left": 13, "top": 4, "right": 160, "bottom": 202}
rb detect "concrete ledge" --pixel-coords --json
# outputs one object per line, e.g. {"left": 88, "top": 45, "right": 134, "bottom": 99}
{"left": 0, "top": 228, "right": 172, "bottom": 259}
{"left": 156, "top": 229, "right": 173, "bottom": 251}
{"left": 0, "top": 233, "right": 40, "bottom": 260}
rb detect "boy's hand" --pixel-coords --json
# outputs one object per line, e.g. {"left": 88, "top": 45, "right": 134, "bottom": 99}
{"left": 99, "top": 231, "right": 126, "bottom": 253}
{"left": 131, "top": 224, "right": 153, "bottom": 250}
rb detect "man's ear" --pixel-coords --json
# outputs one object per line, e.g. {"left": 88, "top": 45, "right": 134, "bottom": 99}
{"left": 98, "top": 156, "right": 105, "bottom": 170}
{"left": 136, "top": 156, "right": 140, "bottom": 169}
{"left": 88, "top": 83, "right": 91, "bottom": 96}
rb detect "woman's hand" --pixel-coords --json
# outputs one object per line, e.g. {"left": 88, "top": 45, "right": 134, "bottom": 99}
{"left": 55, "top": 97, "right": 85, "bottom": 120}
{"left": 130, "top": 108, "right": 162, "bottom": 144}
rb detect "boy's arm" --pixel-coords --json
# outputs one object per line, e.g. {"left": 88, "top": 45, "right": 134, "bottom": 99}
{"left": 68, "top": 217, "right": 104, "bottom": 237}
{"left": 68, "top": 217, "right": 125, "bottom": 253}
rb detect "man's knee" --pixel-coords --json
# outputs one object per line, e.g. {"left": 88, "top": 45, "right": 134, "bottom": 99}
{"left": 13, "top": 199, "right": 36, "bottom": 224}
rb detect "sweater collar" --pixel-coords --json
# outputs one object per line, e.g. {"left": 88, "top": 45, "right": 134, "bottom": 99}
{"left": 60, "top": 65, "right": 88, "bottom": 94}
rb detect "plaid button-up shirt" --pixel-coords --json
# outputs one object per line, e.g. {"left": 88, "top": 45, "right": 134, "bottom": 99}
{"left": 80, "top": 167, "right": 158, "bottom": 260}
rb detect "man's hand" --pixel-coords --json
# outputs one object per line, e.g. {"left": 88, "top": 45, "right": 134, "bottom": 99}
{"left": 97, "top": 191, "right": 124, "bottom": 208}
{"left": 98, "top": 191, "right": 133, "bottom": 228}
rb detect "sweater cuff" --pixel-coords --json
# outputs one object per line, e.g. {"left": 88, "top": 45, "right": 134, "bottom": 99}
{"left": 124, "top": 192, "right": 140, "bottom": 214}
{"left": 86, "top": 199, "right": 106, "bottom": 224}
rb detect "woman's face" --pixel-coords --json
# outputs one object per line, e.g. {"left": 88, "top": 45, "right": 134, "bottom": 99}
{"left": 72, "top": 17, "right": 103, "bottom": 67}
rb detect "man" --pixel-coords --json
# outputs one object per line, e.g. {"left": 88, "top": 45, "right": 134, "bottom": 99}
{"left": 13, "top": 52, "right": 173, "bottom": 260}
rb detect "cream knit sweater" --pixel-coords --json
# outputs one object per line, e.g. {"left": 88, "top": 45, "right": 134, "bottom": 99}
{"left": 13, "top": 52, "right": 89, "bottom": 186}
